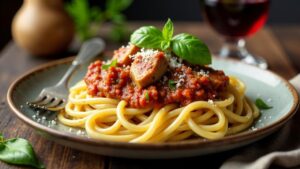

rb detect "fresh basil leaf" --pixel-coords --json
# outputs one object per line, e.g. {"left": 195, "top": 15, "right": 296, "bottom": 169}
{"left": 168, "top": 80, "right": 176, "bottom": 90}
{"left": 0, "top": 138, "right": 44, "bottom": 169}
{"left": 171, "top": 33, "right": 212, "bottom": 65}
{"left": 161, "top": 40, "right": 171, "bottom": 51}
{"left": 102, "top": 59, "right": 118, "bottom": 70}
{"left": 130, "top": 26, "right": 164, "bottom": 49}
{"left": 145, "top": 91, "right": 150, "bottom": 101}
{"left": 255, "top": 98, "right": 272, "bottom": 110}
{"left": 162, "top": 18, "right": 174, "bottom": 41}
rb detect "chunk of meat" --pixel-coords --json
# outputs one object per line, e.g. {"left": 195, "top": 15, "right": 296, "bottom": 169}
{"left": 208, "top": 70, "right": 229, "bottom": 89}
{"left": 112, "top": 44, "right": 139, "bottom": 66}
{"left": 130, "top": 51, "right": 168, "bottom": 88}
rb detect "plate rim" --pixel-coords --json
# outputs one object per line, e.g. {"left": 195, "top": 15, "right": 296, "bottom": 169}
{"left": 6, "top": 57, "right": 299, "bottom": 150}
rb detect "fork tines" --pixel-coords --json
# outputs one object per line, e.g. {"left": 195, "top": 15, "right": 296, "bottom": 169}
{"left": 27, "top": 95, "right": 66, "bottom": 111}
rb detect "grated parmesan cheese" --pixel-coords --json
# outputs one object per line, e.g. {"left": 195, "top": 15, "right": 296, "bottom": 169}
{"left": 197, "top": 69, "right": 209, "bottom": 77}
{"left": 168, "top": 56, "right": 183, "bottom": 68}
{"left": 121, "top": 43, "right": 131, "bottom": 50}
{"left": 130, "top": 48, "right": 159, "bottom": 61}
{"left": 176, "top": 78, "right": 185, "bottom": 88}
{"left": 32, "top": 115, "right": 37, "bottom": 119}
{"left": 208, "top": 99, "right": 214, "bottom": 104}
{"left": 51, "top": 120, "right": 56, "bottom": 125}
{"left": 178, "top": 74, "right": 186, "bottom": 79}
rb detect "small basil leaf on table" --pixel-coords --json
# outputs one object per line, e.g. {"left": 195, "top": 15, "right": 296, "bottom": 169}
{"left": 0, "top": 137, "right": 45, "bottom": 169}
{"left": 255, "top": 98, "right": 272, "bottom": 110}
{"left": 130, "top": 26, "right": 164, "bottom": 49}
{"left": 171, "top": 33, "right": 212, "bottom": 65}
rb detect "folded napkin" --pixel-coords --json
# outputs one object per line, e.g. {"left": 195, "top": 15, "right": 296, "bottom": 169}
{"left": 221, "top": 74, "right": 300, "bottom": 169}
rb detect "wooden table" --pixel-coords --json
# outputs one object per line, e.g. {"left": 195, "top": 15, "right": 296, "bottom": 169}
{"left": 0, "top": 23, "right": 299, "bottom": 169}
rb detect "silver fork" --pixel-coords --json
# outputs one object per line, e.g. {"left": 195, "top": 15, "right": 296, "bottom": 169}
{"left": 27, "top": 38, "right": 105, "bottom": 111}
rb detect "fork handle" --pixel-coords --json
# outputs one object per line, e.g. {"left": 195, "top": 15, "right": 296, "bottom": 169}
{"left": 73, "top": 38, "right": 105, "bottom": 66}
{"left": 56, "top": 38, "right": 106, "bottom": 86}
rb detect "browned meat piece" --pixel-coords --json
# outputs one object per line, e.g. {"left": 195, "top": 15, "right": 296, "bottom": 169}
{"left": 208, "top": 70, "right": 229, "bottom": 89}
{"left": 112, "top": 44, "right": 139, "bottom": 66}
{"left": 130, "top": 51, "right": 168, "bottom": 88}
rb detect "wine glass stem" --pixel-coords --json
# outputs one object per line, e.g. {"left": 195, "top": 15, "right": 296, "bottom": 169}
{"left": 219, "top": 38, "right": 249, "bottom": 59}
{"left": 218, "top": 38, "right": 268, "bottom": 69}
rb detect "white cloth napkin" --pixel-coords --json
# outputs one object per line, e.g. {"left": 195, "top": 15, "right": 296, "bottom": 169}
{"left": 221, "top": 74, "right": 300, "bottom": 169}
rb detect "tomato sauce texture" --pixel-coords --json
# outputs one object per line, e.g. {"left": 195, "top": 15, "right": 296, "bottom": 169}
{"left": 84, "top": 59, "right": 229, "bottom": 108}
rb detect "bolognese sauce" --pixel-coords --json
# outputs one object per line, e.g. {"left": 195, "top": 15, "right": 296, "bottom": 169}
{"left": 84, "top": 45, "right": 229, "bottom": 108}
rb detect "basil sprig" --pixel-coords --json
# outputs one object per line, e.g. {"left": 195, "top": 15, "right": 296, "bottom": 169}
{"left": 0, "top": 134, "right": 45, "bottom": 169}
{"left": 130, "top": 19, "right": 212, "bottom": 65}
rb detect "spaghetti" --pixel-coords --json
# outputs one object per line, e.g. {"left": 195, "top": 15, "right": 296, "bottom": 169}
{"left": 58, "top": 76, "right": 259, "bottom": 143}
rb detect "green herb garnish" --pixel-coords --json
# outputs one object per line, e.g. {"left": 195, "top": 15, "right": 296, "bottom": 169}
{"left": 255, "top": 98, "right": 273, "bottom": 110}
{"left": 102, "top": 59, "right": 118, "bottom": 70}
{"left": 130, "top": 19, "right": 212, "bottom": 65}
{"left": 145, "top": 91, "right": 150, "bottom": 101}
{"left": 168, "top": 80, "right": 176, "bottom": 90}
{"left": 65, "top": 0, "right": 103, "bottom": 41}
{"left": 66, "top": 0, "right": 133, "bottom": 42}
{"left": 0, "top": 134, "right": 45, "bottom": 169}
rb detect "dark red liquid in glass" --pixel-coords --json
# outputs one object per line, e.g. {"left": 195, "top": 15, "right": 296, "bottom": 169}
{"left": 200, "top": 0, "right": 270, "bottom": 38}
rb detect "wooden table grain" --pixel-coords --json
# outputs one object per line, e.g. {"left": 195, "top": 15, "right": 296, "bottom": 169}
{"left": 0, "top": 23, "right": 299, "bottom": 169}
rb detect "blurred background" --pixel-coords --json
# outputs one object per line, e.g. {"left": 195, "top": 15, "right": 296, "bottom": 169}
{"left": 1, "top": 0, "right": 300, "bottom": 50}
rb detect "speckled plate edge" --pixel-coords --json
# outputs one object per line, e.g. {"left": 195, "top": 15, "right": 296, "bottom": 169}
{"left": 6, "top": 57, "right": 299, "bottom": 152}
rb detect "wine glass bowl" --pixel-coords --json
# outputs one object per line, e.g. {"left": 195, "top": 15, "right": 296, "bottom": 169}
{"left": 200, "top": 0, "right": 270, "bottom": 69}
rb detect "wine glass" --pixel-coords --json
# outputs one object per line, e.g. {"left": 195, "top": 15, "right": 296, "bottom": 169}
{"left": 199, "top": 0, "right": 270, "bottom": 69}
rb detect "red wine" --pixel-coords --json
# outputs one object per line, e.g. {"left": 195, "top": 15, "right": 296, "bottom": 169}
{"left": 200, "top": 0, "right": 269, "bottom": 38}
